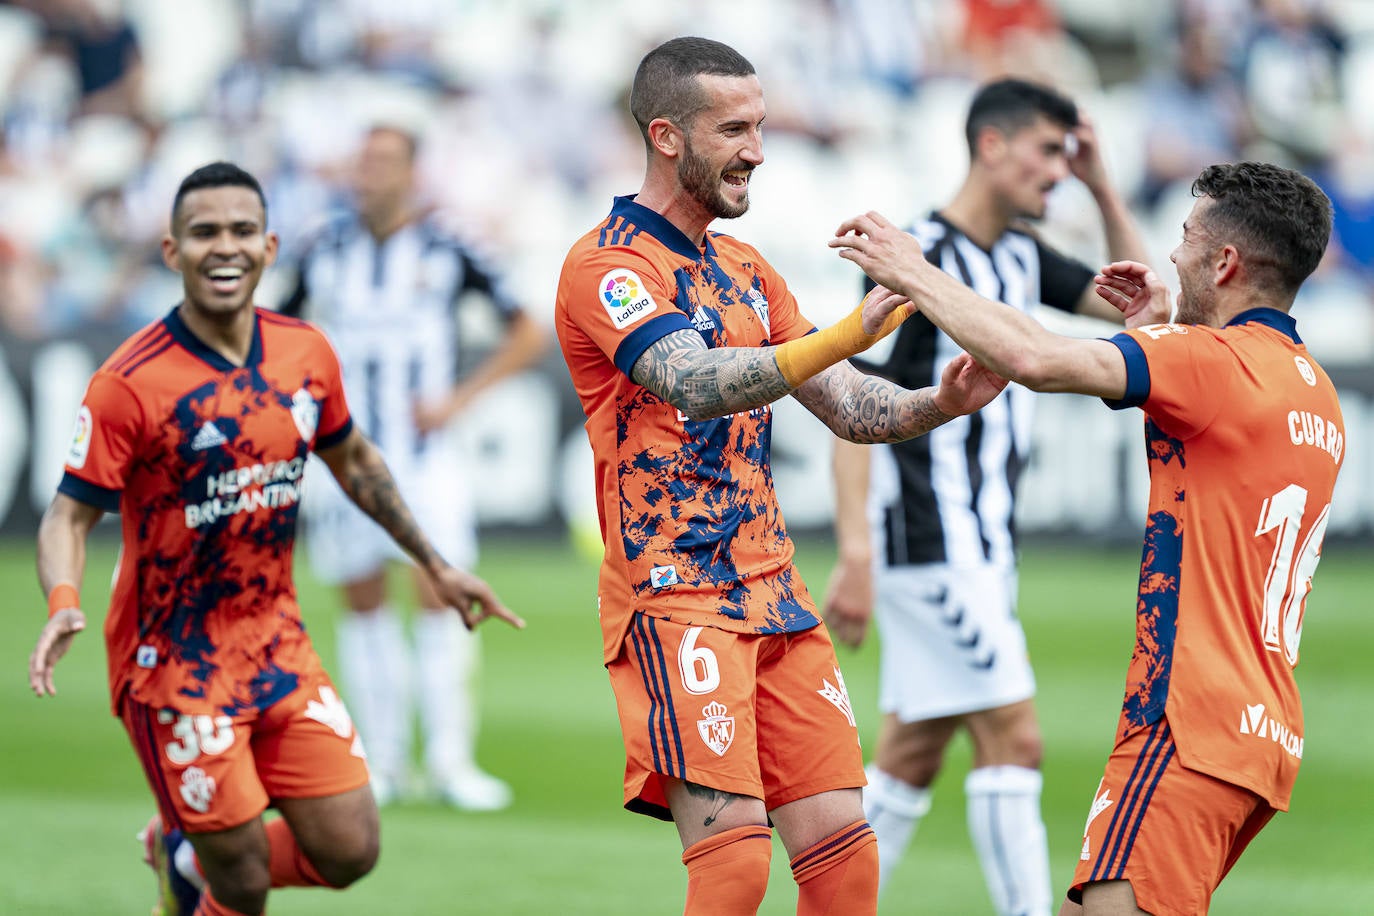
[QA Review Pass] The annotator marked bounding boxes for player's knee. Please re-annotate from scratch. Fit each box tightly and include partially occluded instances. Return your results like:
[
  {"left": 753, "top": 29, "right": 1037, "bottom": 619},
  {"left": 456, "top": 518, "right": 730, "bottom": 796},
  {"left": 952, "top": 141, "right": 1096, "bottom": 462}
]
[
  {"left": 204, "top": 856, "right": 271, "bottom": 905},
  {"left": 310, "top": 831, "right": 379, "bottom": 888}
]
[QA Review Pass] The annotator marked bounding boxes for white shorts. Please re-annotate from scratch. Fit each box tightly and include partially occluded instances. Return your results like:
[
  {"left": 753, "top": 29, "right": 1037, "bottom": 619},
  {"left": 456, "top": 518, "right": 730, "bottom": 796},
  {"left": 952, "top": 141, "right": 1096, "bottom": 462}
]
[
  {"left": 873, "top": 563, "right": 1034, "bottom": 721},
  {"left": 301, "top": 454, "right": 476, "bottom": 587}
]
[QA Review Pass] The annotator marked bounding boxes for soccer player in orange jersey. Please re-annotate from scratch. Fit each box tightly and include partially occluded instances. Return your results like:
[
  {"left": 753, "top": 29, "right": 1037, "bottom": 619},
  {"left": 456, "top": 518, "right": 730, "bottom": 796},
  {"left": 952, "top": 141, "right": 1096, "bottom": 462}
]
[
  {"left": 832, "top": 161, "right": 1343, "bottom": 916},
  {"left": 26, "top": 162, "right": 523, "bottom": 916},
  {"left": 555, "top": 37, "right": 1008, "bottom": 915}
]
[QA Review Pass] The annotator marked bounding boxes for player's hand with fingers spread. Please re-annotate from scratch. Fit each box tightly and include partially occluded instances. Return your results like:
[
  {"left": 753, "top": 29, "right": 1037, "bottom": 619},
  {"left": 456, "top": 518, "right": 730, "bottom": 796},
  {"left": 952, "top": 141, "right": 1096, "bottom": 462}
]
[
  {"left": 1094, "top": 260, "right": 1174, "bottom": 329},
  {"left": 822, "top": 559, "right": 873, "bottom": 649},
  {"left": 429, "top": 563, "right": 525, "bottom": 631},
  {"left": 29, "top": 607, "right": 86, "bottom": 697},
  {"left": 933, "top": 352, "right": 1009, "bottom": 417},
  {"left": 830, "top": 211, "right": 928, "bottom": 296}
]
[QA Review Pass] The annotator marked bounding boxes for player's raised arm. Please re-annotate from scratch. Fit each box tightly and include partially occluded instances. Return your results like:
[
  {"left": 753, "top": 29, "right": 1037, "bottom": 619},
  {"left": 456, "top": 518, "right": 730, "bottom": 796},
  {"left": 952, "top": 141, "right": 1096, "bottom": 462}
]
[
  {"left": 29, "top": 493, "right": 103, "bottom": 697},
  {"left": 314, "top": 427, "right": 524, "bottom": 631},
  {"left": 629, "top": 286, "right": 915, "bottom": 422}
]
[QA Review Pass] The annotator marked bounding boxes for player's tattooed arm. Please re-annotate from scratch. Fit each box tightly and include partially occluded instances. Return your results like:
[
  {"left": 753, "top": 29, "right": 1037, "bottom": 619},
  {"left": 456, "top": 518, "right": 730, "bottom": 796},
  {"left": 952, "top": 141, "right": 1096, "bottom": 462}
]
[
  {"left": 631, "top": 329, "right": 794, "bottom": 421},
  {"left": 792, "top": 360, "right": 956, "bottom": 443},
  {"left": 317, "top": 429, "right": 443, "bottom": 570}
]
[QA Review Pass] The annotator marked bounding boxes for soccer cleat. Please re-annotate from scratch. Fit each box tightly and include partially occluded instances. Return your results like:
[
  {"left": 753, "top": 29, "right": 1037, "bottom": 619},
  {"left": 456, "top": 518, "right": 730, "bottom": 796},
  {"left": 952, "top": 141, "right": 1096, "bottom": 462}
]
[
  {"left": 436, "top": 769, "right": 513, "bottom": 812},
  {"left": 138, "top": 815, "right": 201, "bottom": 916}
]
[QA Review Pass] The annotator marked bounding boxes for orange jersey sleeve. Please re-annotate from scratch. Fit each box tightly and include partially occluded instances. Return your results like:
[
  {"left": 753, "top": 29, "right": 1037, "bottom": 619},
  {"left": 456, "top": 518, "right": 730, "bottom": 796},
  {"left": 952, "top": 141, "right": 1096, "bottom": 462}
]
[{"left": 1103, "top": 309, "right": 1344, "bottom": 809}]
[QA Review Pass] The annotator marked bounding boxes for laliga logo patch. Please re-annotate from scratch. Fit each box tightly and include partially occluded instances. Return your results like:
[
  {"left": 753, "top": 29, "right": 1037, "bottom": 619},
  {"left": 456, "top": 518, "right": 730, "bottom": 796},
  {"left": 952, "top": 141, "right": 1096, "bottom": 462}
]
[
  {"left": 600, "top": 268, "right": 657, "bottom": 330},
  {"left": 291, "top": 388, "right": 319, "bottom": 442},
  {"left": 67, "top": 405, "right": 93, "bottom": 469},
  {"left": 697, "top": 702, "right": 735, "bottom": 756}
]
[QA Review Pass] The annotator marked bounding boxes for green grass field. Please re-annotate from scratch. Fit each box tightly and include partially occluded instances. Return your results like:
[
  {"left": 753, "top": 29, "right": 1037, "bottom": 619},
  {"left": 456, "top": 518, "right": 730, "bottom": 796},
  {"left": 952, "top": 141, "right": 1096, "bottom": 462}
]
[{"left": 2, "top": 536, "right": 1370, "bottom": 915}]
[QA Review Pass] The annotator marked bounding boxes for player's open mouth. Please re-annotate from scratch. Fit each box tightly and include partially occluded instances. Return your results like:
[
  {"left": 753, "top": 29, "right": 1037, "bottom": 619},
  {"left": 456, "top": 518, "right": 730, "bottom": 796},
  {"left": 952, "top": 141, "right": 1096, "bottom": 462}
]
[
  {"left": 207, "top": 267, "right": 245, "bottom": 294},
  {"left": 723, "top": 170, "right": 750, "bottom": 189}
]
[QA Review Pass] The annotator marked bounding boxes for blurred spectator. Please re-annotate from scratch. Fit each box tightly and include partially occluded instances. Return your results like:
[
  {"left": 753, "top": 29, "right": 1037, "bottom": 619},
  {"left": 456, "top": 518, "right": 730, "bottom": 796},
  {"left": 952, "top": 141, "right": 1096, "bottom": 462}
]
[
  {"left": 0, "top": 229, "right": 47, "bottom": 339},
  {"left": 22, "top": 0, "right": 144, "bottom": 122},
  {"left": 39, "top": 184, "right": 148, "bottom": 335},
  {"left": 1317, "top": 128, "right": 1374, "bottom": 286},
  {"left": 1240, "top": 0, "right": 1346, "bottom": 167},
  {"left": 1138, "top": 15, "right": 1252, "bottom": 209}
]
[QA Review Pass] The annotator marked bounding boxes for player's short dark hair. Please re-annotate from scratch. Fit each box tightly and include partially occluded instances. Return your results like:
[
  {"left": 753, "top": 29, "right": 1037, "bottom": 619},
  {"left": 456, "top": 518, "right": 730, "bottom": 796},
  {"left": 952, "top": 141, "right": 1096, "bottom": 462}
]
[
  {"left": 1191, "top": 162, "right": 1332, "bottom": 295},
  {"left": 171, "top": 162, "right": 267, "bottom": 231},
  {"left": 629, "top": 36, "right": 755, "bottom": 143},
  {"left": 965, "top": 78, "right": 1079, "bottom": 157},
  {"left": 367, "top": 124, "right": 419, "bottom": 161}
]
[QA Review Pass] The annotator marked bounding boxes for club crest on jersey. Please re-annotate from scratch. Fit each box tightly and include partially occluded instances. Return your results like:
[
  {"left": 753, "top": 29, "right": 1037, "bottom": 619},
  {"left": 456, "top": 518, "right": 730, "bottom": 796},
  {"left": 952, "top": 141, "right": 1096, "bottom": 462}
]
[
  {"left": 599, "top": 268, "right": 657, "bottom": 330},
  {"left": 179, "top": 766, "right": 216, "bottom": 813},
  {"left": 697, "top": 702, "right": 735, "bottom": 756},
  {"left": 746, "top": 288, "right": 770, "bottom": 335},
  {"left": 291, "top": 388, "right": 318, "bottom": 442},
  {"left": 67, "top": 405, "right": 93, "bottom": 469}
]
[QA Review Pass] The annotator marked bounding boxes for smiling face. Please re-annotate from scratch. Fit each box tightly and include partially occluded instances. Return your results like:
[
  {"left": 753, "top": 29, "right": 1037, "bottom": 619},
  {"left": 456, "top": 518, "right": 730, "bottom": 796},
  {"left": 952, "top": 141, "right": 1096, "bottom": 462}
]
[
  {"left": 163, "top": 185, "right": 278, "bottom": 320},
  {"left": 983, "top": 114, "right": 1072, "bottom": 220},
  {"left": 676, "top": 74, "right": 765, "bottom": 220},
  {"left": 1171, "top": 197, "right": 1222, "bottom": 326}
]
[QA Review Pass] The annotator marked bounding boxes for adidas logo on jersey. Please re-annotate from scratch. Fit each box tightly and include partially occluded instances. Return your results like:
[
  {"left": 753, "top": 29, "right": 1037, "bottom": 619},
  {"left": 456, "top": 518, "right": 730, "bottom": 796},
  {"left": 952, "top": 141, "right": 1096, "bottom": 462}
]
[
  {"left": 191, "top": 421, "right": 228, "bottom": 451},
  {"left": 1238, "top": 703, "right": 1304, "bottom": 759}
]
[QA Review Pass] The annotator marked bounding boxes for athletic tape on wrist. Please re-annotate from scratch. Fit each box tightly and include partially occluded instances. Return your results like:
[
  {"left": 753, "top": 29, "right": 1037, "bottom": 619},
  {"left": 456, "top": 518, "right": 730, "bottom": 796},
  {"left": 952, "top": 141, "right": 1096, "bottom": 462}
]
[
  {"left": 47, "top": 583, "right": 80, "bottom": 619},
  {"left": 775, "top": 299, "right": 910, "bottom": 388}
]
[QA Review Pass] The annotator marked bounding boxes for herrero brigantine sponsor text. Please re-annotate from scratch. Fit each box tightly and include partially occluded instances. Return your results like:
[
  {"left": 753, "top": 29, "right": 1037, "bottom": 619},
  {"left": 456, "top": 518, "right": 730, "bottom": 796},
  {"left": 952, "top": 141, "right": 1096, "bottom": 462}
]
[{"left": 185, "top": 459, "right": 305, "bottom": 529}]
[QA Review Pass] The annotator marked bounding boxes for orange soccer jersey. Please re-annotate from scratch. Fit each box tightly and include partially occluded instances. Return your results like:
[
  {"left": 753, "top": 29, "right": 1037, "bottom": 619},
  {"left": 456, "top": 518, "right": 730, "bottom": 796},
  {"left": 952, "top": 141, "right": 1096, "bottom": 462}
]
[
  {"left": 1103, "top": 308, "right": 1344, "bottom": 809},
  {"left": 60, "top": 307, "right": 353, "bottom": 718},
  {"left": 556, "top": 196, "right": 821, "bottom": 662}
]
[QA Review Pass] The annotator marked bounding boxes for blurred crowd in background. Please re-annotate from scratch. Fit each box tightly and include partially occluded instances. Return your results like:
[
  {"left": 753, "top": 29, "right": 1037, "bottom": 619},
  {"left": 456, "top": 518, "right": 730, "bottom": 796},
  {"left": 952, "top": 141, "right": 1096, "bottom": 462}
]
[{"left": 2, "top": 0, "right": 1373, "bottom": 366}]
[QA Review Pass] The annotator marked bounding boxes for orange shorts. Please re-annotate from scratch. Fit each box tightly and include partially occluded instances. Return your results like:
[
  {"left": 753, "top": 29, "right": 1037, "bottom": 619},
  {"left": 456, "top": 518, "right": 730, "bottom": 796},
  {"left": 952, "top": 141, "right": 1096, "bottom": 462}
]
[
  {"left": 120, "top": 669, "right": 371, "bottom": 834},
  {"left": 608, "top": 613, "right": 865, "bottom": 820},
  {"left": 1069, "top": 717, "right": 1276, "bottom": 916}
]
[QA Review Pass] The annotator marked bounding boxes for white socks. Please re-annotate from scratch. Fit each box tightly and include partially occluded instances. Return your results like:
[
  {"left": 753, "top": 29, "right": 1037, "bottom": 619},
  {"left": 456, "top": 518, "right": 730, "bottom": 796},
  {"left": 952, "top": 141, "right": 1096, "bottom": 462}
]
[
  {"left": 965, "top": 765, "right": 1052, "bottom": 916},
  {"left": 336, "top": 606, "right": 411, "bottom": 789},
  {"left": 413, "top": 609, "right": 480, "bottom": 783},
  {"left": 863, "top": 764, "right": 933, "bottom": 894}
]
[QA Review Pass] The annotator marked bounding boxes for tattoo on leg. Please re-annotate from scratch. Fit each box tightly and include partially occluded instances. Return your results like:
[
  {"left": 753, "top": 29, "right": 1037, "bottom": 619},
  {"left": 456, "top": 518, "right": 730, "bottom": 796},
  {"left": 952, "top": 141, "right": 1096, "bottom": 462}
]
[{"left": 684, "top": 780, "right": 738, "bottom": 828}]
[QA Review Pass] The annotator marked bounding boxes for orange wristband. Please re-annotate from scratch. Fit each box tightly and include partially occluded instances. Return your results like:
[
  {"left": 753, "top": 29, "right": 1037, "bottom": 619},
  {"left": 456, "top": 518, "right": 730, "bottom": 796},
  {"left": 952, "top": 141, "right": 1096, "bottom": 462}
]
[{"left": 47, "top": 583, "right": 80, "bottom": 619}]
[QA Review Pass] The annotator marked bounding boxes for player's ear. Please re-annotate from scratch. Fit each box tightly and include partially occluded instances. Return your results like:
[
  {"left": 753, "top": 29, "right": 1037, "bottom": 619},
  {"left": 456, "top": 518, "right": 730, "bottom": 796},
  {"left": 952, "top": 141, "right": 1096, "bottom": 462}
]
[
  {"left": 264, "top": 231, "right": 280, "bottom": 268},
  {"left": 1215, "top": 244, "right": 1240, "bottom": 285},
  {"left": 975, "top": 125, "right": 1005, "bottom": 165},
  {"left": 160, "top": 234, "right": 181, "bottom": 272},
  {"left": 648, "top": 117, "right": 681, "bottom": 159}
]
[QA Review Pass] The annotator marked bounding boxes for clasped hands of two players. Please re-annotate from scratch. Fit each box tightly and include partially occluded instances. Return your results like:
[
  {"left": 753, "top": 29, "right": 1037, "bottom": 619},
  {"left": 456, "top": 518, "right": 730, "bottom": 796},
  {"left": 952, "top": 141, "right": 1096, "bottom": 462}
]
[
  {"left": 837, "top": 211, "right": 1173, "bottom": 335},
  {"left": 28, "top": 568, "right": 523, "bottom": 699}
]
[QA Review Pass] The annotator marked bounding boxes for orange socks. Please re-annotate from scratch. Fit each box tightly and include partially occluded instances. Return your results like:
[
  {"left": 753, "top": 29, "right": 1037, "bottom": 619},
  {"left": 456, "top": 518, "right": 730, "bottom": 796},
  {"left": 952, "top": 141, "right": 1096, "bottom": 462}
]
[
  {"left": 791, "top": 820, "right": 879, "bottom": 916},
  {"left": 682, "top": 824, "right": 774, "bottom": 915},
  {"left": 266, "top": 816, "right": 331, "bottom": 888},
  {"left": 194, "top": 889, "right": 253, "bottom": 916}
]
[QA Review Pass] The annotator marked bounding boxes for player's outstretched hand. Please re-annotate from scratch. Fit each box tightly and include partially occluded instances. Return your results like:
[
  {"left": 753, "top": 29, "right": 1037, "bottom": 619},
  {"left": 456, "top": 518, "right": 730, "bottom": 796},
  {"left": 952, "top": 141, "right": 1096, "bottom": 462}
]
[
  {"left": 431, "top": 564, "right": 525, "bottom": 631},
  {"left": 822, "top": 559, "right": 873, "bottom": 649},
  {"left": 859, "top": 284, "right": 914, "bottom": 335},
  {"left": 933, "top": 352, "right": 1009, "bottom": 417},
  {"left": 1094, "top": 260, "right": 1173, "bottom": 329},
  {"left": 29, "top": 607, "right": 86, "bottom": 697},
  {"left": 831, "top": 211, "right": 927, "bottom": 296}
]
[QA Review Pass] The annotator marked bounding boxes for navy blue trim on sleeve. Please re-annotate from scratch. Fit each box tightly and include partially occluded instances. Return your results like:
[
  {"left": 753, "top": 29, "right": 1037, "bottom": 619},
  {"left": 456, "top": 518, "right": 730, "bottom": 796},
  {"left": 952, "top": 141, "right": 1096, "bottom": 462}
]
[
  {"left": 613, "top": 313, "right": 696, "bottom": 378},
  {"left": 315, "top": 416, "right": 354, "bottom": 452},
  {"left": 57, "top": 472, "right": 121, "bottom": 513},
  {"left": 1101, "top": 333, "right": 1151, "bottom": 411}
]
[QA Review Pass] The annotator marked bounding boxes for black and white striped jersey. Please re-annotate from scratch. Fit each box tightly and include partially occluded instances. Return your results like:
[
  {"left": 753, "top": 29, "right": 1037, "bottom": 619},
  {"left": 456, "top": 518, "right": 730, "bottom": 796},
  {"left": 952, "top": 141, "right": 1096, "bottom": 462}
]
[
  {"left": 279, "top": 214, "right": 520, "bottom": 470},
  {"left": 855, "top": 212, "right": 1094, "bottom": 568}
]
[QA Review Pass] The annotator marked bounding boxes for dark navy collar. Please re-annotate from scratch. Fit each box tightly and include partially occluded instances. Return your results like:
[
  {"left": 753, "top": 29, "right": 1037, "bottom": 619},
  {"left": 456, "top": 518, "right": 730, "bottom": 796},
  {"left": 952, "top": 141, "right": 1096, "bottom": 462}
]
[
  {"left": 1224, "top": 307, "right": 1302, "bottom": 344},
  {"left": 164, "top": 304, "right": 264, "bottom": 371},
  {"left": 610, "top": 195, "right": 709, "bottom": 261}
]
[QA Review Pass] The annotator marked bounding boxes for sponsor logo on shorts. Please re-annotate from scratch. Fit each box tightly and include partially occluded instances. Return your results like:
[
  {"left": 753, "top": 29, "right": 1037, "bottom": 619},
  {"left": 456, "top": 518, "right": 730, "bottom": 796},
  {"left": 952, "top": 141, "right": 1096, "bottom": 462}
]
[
  {"left": 650, "top": 565, "right": 679, "bottom": 588},
  {"left": 599, "top": 269, "right": 657, "bottom": 329},
  {"left": 697, "top": 702, "right": 735, "bottom": 756},
  {"left": 1238, "top": 702, "right": 1303, "bottom": 759},
  {"left": 179, "top": 766, "right": 216, "bottom": 813},
  {"left": 305, "top": 685, "right": 355, "bottom": 739},
  {"left": 1080, "top": 778, "right": 1113, "bottom": 860},
  {"left": 67, "top": 405, "right": 93, "bottom": 469},
  {"left": 817, "top": 667, "right": 856, "bottom": 728}
]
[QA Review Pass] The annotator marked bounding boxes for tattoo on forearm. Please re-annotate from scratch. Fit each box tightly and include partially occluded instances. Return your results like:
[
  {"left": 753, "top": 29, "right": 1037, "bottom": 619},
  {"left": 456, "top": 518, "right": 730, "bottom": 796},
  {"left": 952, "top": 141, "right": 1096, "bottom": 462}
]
[
  {"left": 632, "top": 331, "right": 792, "bottom": 420},
  {"left": 795, "top": 364, "right": 954, "bottom": 443},
  {"left": 341, "top": 451, "right": 439, "bottom": 568},
  {"left": 683, "top": 780, "right": 740, "bottom": 828}
]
